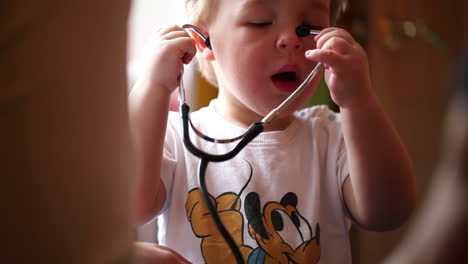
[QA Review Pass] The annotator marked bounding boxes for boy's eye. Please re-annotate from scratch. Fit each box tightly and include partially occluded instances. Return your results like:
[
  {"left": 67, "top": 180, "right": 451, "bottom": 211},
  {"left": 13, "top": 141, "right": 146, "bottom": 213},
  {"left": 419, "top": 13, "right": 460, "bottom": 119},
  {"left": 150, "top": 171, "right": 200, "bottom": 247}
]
[{"left": 248, "top": 21, "right": 273, "bottom": 27}]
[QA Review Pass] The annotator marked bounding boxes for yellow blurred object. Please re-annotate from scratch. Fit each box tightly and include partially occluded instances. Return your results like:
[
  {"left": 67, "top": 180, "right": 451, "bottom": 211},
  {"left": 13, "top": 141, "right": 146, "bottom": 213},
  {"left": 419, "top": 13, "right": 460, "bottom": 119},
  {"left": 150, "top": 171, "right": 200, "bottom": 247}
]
[{"left": 193, "top": 71, "right": 218, "bottom": 110}]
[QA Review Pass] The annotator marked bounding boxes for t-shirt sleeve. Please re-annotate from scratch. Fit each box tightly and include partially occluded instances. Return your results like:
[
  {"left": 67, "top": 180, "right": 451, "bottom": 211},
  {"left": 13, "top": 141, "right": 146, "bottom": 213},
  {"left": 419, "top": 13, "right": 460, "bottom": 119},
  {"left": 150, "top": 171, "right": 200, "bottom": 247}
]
[
  {"left": 315, "top": 106, "right": 350, "bottom": 215},
  {"left": 316, "top": 106, "right": 349, "bottom": 186},
  {"left": 330, "top": 110, "right": 352, "bottom": 223},
  {"left": 336, "top": 129, "right": 350, "bottom": 186}
]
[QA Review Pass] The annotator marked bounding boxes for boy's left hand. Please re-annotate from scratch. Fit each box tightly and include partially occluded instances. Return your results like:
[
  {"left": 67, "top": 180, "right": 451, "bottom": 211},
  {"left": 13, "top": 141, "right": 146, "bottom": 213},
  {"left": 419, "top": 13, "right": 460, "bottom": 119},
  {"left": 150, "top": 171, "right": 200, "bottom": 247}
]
[{"left": 305, "top": 27, "right": 373, "bottom": 109}]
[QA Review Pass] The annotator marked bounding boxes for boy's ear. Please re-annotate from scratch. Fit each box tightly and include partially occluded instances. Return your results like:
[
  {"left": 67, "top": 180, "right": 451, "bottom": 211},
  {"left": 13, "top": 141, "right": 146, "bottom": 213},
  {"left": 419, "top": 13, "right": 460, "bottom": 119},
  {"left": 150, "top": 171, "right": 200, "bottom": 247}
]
[{"left": 190, "top": 28, "right": 215, "bottom": 61}]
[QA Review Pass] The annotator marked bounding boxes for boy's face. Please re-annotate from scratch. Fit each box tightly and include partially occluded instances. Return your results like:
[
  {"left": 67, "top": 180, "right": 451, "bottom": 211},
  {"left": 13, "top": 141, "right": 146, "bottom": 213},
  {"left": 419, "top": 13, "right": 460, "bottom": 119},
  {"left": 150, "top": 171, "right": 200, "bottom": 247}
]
[{"left": 206, "top": 0, "right": 330, "bottom": 126}]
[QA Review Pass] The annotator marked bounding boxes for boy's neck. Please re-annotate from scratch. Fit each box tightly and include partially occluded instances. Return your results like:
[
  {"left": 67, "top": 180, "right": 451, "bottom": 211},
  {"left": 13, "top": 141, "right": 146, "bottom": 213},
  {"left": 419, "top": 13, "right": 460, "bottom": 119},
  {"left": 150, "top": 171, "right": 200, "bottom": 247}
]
[{"left": 213, "top": 97, "right": 295, "bottom": 132}]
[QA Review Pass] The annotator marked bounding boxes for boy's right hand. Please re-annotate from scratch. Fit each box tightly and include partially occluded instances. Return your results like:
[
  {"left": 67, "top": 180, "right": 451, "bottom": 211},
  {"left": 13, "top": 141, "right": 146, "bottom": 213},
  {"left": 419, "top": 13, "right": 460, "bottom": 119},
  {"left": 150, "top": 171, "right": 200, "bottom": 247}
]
[
  {"left": 138, "top": 25, "right": 196, "bottom": 94},
  {"left": 134, "top": 242, "right": 192, "bottom": 264}
]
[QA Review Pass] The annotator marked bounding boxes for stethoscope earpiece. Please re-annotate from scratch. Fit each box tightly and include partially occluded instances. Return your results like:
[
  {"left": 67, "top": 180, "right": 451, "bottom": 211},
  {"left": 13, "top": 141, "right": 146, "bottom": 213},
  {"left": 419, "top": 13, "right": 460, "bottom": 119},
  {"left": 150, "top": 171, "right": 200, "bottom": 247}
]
[
  {"left": 296, "top": 25, "right": 322, "bottom": 38},
  {"left": 296, "top": 25, "right": 312, "bottom": 37},
  {"left": 182, "top": 24, "right": 212, "bottom": 50},
  {"left": 205, "top": 37, "right": 212, "bottom": 50}
]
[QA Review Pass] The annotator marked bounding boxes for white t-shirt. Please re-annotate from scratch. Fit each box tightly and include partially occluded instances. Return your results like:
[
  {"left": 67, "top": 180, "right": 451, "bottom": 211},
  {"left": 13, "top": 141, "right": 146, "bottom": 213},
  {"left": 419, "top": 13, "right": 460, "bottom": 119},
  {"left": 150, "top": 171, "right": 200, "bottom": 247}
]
[{"left": 157, "top": 100, "right": 352, "bottom": 263}]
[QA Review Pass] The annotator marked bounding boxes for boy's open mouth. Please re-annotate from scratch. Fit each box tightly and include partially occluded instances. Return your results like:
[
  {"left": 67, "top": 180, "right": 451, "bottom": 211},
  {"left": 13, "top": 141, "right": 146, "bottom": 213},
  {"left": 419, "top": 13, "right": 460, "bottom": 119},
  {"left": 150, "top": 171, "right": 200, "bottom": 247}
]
[
  {"left": 271, "top": 71, "right": 298, "bottom": 82},
  {"left": 271, "top": 71, "right": 300, "bottom": 93}
]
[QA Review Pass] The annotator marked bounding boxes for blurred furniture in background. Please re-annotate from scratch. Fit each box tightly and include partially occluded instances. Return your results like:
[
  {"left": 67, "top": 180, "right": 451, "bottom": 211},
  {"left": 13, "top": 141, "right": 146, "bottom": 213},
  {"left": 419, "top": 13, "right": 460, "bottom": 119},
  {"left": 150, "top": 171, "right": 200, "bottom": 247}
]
[
  {"left": 345, "top": 0, "right": 466, "bottom": 263},
  {"left": 1, "top": 0, "right": 133, "bottom": 263},
  {"left": 382, "top": 65, "right": 468, "bottom": 263}
]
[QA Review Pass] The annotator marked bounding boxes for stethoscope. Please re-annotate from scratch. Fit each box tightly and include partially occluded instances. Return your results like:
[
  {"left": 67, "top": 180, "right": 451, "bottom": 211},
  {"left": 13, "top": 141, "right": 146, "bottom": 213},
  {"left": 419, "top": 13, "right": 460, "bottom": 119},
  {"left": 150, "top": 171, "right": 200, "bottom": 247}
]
[{"left": 179, "top": 24, "right": 322, "bottom": 264}]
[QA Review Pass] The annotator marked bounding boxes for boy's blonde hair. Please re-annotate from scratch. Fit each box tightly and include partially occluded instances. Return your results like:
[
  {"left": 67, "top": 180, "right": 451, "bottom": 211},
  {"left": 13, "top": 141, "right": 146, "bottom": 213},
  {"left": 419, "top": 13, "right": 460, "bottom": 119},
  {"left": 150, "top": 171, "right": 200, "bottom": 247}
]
[{"left": 185, "top": 0, "right": 348, "bottom": 87}]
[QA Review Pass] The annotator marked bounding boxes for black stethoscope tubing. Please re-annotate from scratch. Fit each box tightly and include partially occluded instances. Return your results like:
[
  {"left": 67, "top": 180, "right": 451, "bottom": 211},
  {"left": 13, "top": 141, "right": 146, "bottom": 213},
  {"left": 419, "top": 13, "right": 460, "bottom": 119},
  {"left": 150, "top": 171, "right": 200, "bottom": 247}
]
[{"left": 180, "top": 103, "right": 263, "bottom": 264}]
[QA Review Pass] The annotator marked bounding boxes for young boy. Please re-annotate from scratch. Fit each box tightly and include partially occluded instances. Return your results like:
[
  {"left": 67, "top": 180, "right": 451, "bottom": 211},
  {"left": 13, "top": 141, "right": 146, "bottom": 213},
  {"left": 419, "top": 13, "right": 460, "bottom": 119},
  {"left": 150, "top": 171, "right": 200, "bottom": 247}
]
[{"left": 129, "top": 0, "right": 416, "bottom": 263}]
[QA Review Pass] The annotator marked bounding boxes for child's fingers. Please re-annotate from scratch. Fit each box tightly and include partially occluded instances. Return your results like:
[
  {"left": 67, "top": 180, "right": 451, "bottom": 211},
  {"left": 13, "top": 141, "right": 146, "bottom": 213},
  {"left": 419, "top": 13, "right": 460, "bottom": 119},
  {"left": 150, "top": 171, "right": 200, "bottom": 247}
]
[
  {"left": 155, "top": 25, "right": 185, "bottom": 36},
  {"left": 305, "top": 48, "right": 345, "bottom": 69},
  {"left": 134, "top": 242, "right": 192, "bottom": 264},
  {"left": 170, "top": 37, "right": 197, "bottom": 64},
  {"left": 315, "top": 27, "right": 354, "bottom": 42},
  {"left": 320, "top": 36, "right": 353, "bottom": 55},
  {"left": 161, "top": 30, "right": 192, "bottom": 41},
  {"left": 315, "top": 27, "right": 355, "bottom": 49},
  {"left": 149, "top": 26, "right": 194, "bottom": 53},
  {"left": 316, "top": 33, "right": 354, "bottom": 52},
  {"left": 314, "top": 26, "right": 337, "bottom": 39},
  {"left": 152, "top": 244, "right": 192, "bottom": 264},
  {"left": 155, "top": 26, "right": 197, "bottom": 64}
]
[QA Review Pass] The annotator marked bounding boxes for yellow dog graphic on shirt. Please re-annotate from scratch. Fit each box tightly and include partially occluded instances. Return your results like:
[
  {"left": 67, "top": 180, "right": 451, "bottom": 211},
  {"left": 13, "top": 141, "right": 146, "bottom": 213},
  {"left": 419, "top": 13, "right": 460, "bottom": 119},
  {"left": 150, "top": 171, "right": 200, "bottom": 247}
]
[{"left": 186, "top": 187, "right": 321, "bottom": 263}]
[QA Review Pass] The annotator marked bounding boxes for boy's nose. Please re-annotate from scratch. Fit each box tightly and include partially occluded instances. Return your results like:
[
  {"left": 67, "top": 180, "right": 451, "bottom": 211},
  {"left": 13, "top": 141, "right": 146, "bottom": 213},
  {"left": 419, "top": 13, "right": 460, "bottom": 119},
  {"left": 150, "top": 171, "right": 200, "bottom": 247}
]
[{"left": 276, "top": 32, "right": 303, "bottom": 51}]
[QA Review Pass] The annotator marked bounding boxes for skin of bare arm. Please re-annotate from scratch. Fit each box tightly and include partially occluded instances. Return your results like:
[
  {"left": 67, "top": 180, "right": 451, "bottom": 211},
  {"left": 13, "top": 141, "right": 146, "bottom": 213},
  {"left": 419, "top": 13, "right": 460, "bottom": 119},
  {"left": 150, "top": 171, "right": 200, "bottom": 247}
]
[
  {"left": 306, "top": 27, "right": 416, "bottom": 231},
  {"left": 129, "top": 25, "right": 196, "bottom": 224}
]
